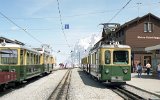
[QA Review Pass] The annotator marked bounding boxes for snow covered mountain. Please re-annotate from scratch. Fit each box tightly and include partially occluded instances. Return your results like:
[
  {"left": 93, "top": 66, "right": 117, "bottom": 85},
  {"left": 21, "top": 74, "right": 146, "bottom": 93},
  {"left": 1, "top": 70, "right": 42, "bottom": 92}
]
[{"left": 69, "top": 34, "right": 101, "bottom": 66}]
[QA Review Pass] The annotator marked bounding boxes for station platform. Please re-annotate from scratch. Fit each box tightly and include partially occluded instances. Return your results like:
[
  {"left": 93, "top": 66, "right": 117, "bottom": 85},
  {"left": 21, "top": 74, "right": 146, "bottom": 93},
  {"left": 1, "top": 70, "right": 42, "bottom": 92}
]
[{"left": 127, "top": 73, "right": 160, "bottom": 95}]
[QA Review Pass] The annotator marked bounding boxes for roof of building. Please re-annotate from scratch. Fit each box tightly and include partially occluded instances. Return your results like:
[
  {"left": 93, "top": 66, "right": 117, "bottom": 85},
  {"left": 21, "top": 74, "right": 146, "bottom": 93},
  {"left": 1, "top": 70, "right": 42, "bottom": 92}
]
[
  {"left": 119, "top": 13, "right": 160, "bottom": 30},
  {"left": 101, "top": 13, "right": 160, "bottom": 41},
  {"left": 145, "top": 44, "right": 160, "bottom": 52}
]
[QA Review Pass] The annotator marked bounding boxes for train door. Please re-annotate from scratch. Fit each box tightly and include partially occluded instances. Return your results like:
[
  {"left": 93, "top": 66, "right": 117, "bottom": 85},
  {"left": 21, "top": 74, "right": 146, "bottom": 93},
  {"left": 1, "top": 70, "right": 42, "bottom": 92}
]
[
  {"left": 95, "top": 52, "right": 98, "bottom": 73},
  {"left": 87, "top": 56, "right": 89, "bottom": 73},
  {"left": 86, "top": 56, "right": 89, "bottom": 72},
  {"left": 89, "top": 54, "right": 92, "bottom": 74}
]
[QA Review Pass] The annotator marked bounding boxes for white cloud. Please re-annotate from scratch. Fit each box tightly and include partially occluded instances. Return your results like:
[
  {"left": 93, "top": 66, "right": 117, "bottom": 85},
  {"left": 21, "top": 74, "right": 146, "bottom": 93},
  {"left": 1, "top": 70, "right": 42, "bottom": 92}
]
[
  {"left": 10, "top": 26, "right": 19, "bottom": 31},
  {"left": 26, "top": 0, "right": 56, "bottom": 16}
]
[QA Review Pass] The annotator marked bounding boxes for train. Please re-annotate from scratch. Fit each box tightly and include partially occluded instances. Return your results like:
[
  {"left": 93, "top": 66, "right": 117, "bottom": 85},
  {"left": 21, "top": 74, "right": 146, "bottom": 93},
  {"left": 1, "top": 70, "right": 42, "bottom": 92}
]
[
  {"left": 0, "top": 37, "right": 55, "bottom": 91},
  {"left": 81, "top": 23, "right": 131, "bottom": 84},
  {"left": 81, "top": 41, "right": 131, "bottom": 83}
]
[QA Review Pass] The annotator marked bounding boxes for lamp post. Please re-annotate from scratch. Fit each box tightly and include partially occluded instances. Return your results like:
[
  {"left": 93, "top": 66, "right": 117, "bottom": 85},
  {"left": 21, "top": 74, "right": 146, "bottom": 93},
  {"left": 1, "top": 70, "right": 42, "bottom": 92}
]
[
  {"left": 70, "top": 50, "right": 73, "bottom": 68},
  {"left": 78, "top": 52, "right": 80, "bottom": 67},
  {"left": 137, "top": 2, "right": 142, "bottom": 17}
]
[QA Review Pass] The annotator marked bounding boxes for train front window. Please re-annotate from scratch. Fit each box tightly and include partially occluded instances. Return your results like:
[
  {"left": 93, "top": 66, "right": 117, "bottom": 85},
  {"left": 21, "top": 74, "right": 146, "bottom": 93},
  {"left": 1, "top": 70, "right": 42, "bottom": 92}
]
[
  {"left": 113, "top": 51, "right": 128, "bottom": 64},
  {"left": 105, "top": 50, "right": 111, "bottom": 64},
  {"left": 0, "top": 49, "right": 18, "bottom": 64}
]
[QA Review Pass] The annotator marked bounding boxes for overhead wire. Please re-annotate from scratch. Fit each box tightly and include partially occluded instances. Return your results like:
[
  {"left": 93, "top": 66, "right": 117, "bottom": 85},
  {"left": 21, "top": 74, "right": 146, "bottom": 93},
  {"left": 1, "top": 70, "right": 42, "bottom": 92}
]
[
  {"left": 56, "top": 0, "right": 71, "bottom": 48},
  {"left": 0, "top": 9, "right": 119, "bottom": 20},
  {"left": 0, "top": 11, "right": 43, "bottom": 44},
  {"left": 0, "top": 0, "right": 157, "bottom": 46},
  {"left": 108, "top": 0, "right": 132, "bottom": 23},
  {"left": 0, "top": 1, "right": 159, "bottom": 21}
]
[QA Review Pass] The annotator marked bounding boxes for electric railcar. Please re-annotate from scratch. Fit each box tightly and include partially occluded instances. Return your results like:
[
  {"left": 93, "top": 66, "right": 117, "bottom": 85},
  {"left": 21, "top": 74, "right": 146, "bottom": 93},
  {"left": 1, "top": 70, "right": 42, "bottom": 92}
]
[
  {"left": 82, "top": 41, "right": 131, "bottom": 83},
  {"left": 0, "top": 38, "right": 55, "bottom": 85}
]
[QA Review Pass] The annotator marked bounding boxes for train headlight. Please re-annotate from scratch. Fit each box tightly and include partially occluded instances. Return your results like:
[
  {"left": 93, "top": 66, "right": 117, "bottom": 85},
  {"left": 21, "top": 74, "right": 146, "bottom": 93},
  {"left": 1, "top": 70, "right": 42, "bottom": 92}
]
[
  {"left": 105, "top": 69, "right": 109, "bottom": 74},
  {"left": 123, "top": 68, "right": 128, "bottom": 74}
]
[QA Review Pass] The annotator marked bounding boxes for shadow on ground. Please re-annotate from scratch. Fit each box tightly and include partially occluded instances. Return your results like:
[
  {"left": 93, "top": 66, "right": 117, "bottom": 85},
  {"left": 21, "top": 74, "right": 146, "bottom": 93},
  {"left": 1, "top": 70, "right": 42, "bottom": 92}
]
[
  {"left": 131, "top": 73, "right": 159, "bottom": 79},
  {"left": 77, "top": 69, "right": 125, "bottom": 88},
  {"left": 77, "top": 70, "right": 106, "bottom": 88}
]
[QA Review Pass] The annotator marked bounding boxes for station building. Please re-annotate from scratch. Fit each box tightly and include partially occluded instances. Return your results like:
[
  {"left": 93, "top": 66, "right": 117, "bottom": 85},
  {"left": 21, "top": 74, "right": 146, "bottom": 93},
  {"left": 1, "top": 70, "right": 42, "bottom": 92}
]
[{"left": 100, "top": 13, "right": 160, "bottom": 72}]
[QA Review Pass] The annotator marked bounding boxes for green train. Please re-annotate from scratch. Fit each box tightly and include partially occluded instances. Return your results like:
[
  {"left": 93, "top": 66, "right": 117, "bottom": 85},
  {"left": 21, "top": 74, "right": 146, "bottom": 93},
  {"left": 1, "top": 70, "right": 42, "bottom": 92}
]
[
  {"left": 81, "top": 41, "right": 131, "bottom": 83},
  {"left": 0, "top": 37, "right": 55, "bottom": 84}
]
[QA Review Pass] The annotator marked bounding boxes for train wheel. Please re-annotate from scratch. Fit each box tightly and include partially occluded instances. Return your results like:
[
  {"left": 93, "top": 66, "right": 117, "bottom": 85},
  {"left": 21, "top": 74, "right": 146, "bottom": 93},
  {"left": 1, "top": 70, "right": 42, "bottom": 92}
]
[
  {"left": 0, "top": 84, "right": 6, "bottom": 92},
  {"left": 98, "top": 80, "right": 103, "bottom": 83},
  {"left": 111, "top": 82, "right": 126, "bottom": 86}
]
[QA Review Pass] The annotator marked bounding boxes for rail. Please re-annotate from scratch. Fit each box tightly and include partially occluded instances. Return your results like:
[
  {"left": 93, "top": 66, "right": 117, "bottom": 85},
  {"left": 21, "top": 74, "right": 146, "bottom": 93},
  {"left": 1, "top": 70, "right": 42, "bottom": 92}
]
[
  {"left": 48, "top": 69, "right": 71, "bottom": 100},
  {"left": 112, "top": 84, "right": 160, "bottom": 100}
]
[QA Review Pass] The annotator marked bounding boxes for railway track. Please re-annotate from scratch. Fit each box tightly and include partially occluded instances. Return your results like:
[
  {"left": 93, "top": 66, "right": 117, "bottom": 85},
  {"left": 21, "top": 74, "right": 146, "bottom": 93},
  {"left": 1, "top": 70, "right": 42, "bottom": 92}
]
[
  {"left": 112, "top": 84, "right": 160, "bottom": 100},
  {"left": 48, "top": 69, "right": 72, "bottom": 100}
]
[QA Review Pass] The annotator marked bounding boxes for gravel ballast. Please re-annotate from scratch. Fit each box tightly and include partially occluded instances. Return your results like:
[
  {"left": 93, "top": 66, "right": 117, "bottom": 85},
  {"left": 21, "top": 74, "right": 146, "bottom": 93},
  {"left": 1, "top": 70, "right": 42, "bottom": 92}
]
[
  {"left": 68, "top": 68, "right": 123, "bottom": 100},
  {"left": 0, "top": 70, "right": 67, "bottom": 100},
  {"left": 0, "top": 68, "right": 123, "bottom": 100}
]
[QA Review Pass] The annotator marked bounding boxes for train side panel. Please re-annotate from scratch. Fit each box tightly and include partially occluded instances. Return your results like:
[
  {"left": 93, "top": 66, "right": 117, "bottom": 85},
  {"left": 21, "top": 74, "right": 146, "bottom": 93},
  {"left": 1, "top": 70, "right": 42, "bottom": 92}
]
[
  {"left": 0, "top": 72, "right": 16, "bottom": 85},
  {"left": 0, "top": 65, "right": 43, "bottom": 82}
]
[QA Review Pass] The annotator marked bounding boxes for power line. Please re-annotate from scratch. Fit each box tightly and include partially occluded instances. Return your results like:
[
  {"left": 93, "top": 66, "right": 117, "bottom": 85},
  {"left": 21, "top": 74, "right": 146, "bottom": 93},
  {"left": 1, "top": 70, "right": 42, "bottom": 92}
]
[
  {"left": 0, "top": 11, "right": 43, "bottom": 44},
  {"left": 0, "top": 9, "right": 120, "bottom": 20},
  {"left": 108, "top": 0, "right": 132, "bottom": 23},
  {"left": 56, "top": 0, "right": 70, "bottom": 48},
  {"left": 0, "top": 2, "right": 159, "bottom": 21}
]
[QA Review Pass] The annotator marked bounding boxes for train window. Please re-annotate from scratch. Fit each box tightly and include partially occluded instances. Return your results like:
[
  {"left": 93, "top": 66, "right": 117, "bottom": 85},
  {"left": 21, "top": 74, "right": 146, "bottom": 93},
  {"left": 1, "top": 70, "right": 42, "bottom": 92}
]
[
  {"left": 34, "top": 54, "right": 36, "bottom": 64},
  {"left": 38, "top": 55, "right": 41, "bottom": 64},
  {"left": 0, "top": 49, "right": 18, "bottom": 64},
  {"left": 113, "top": 51, "right": 129, "bottom": 64},
  {"left": 105, "top": 50, "right": 111, "bottom": 64},
  {"left": 27, "top": 52, "right": 30, "bottom": 64},
  {"left": 36, "top": 55, "right": 39, "bottom": 64},
  {"left": 31, "top": 53, "right": 34, "bottom": 64},
  {"left": 20, "top": 50, "right": 24, "bottom": 65}
]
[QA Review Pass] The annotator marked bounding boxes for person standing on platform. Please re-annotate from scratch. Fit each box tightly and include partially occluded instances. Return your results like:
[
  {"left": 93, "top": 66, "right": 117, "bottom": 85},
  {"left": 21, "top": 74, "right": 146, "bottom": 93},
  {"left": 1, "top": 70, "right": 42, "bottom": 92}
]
[
  {"left": 146, "top": 62, "right": 151, "bottom": 75},
  {"left": 137, "top": 63, "right": 142, "bottom": 78},
  {"left": 157, "top": 63, "right": 160, "bottom": 79}
]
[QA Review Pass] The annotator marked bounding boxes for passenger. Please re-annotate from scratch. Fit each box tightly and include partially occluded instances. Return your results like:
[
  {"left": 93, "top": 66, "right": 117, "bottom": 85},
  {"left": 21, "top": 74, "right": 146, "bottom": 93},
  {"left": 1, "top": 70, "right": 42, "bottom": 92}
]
[
  {"left": 133, "top": 64, "right": 137, "bottom": 73},
  {"left": 146, "top": 62, "right": 151, "bottom": 75},
  {"left": 157, "top": 63, "right": 160, "bottom": 79},
  {"left": 137, "top": 63, "right": 142, "bottom": 78}
]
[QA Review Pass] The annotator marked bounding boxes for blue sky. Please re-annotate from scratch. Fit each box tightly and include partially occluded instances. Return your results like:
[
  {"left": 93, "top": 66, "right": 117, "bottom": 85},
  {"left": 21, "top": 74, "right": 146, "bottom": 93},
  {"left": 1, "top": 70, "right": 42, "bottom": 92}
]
[{"left": 0, "top": 0, "right": 160, "bottom": 64}]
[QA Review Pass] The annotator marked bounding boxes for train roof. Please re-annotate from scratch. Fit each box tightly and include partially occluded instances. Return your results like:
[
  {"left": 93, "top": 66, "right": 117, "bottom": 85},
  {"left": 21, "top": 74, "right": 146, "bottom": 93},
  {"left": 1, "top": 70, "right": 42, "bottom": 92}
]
[
  {"left": 0, "top": 37, "right": 25, "bottom": 45},
  {"left": 0, "top": 43, "right": 41, "bottom": 54},
  {"left": 0, "top": 37, "right": 53, "bottom": 56},
  {"left": 90, "top": 41, "right": 131, "bottom": 52},
  {"left": 33, "top": 48, "right": 51, "bottom": 55},
  {"left": 0, "top": 43, "right": 53, "bottom": 56},
  {"left": 100, "top": 44, "right": 131, "bottom": 49}
]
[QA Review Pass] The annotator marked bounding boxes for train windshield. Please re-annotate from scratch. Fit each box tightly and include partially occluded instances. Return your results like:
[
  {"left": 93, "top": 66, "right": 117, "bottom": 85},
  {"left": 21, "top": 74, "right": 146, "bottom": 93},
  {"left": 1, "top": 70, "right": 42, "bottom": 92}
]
[
  {"left": 0, "top": 49, "right": 18, "bottom": 64},
  {"left": 113, "top": 50, "right": 129, "bottom": 64}
]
